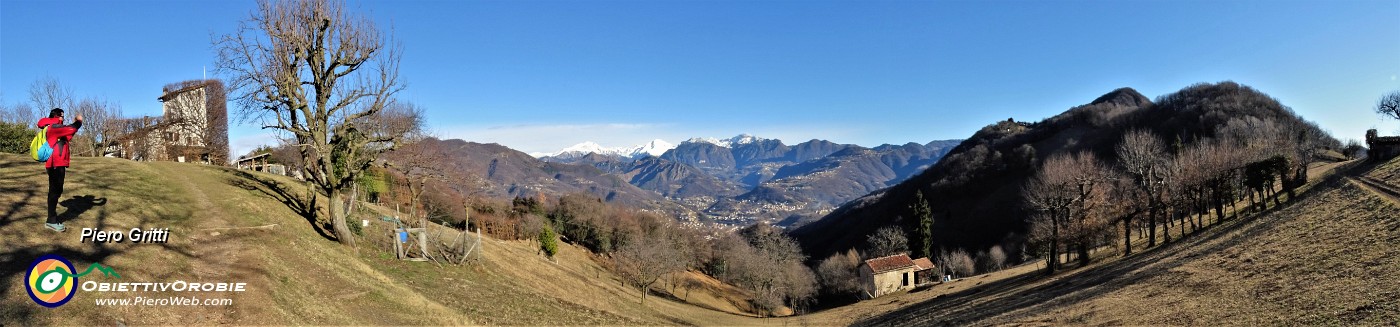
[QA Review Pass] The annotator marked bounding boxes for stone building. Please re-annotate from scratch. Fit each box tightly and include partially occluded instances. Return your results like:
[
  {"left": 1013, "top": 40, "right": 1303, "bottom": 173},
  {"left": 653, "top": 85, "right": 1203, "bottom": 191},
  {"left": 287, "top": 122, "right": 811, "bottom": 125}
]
[
  {"left": 859, "top": 253, "right": 935, "bottom": 299},
  {"left": 1366, "top": 129, "right": 1400, "bottom": 161},
  {"left": 109, "top": 79, "right": 228, "bottom": 164}
]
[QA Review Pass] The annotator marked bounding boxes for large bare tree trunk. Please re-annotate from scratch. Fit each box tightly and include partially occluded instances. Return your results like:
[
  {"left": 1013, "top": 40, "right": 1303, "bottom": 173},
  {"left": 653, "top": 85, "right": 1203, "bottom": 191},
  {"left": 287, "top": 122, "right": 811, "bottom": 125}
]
[
  {"left": 1147, "top": 203, "right": 1157, "bottom": 247},
  {"left": 1122, "top": 217, "right": 1132, "bottom": 257},
  {"left": 328, "top": 187, "right": 355, "bottom": 246},
  {"left": 1047, "top": 216, "right": 1059, "bottom": 275},
  {"left": 214, "top": 0, "right": 417, "bottom": 247},
  {"left": 1077, "top": 241, "right": 1090, "bottom": 268}
]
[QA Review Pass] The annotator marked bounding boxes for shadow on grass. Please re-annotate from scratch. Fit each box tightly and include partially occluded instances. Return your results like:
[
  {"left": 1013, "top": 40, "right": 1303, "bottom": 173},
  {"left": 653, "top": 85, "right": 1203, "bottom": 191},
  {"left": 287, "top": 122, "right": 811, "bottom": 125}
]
[
  {"left": 0, "top": 217, "right": 268, "bottom": 325},
  {"left": 643, "top": 284, "right": 764, "bottom": 319},
  {"left": 224, "top": 169, "right": 336, "bottom": 242},
  {"left": 0, "top": 183, "right": 241, "bottom": 325},
  {"left": 56, "top": 195, "right": 107, "bottom": 223},
  {"left": 0, "top": 165, "right": 45, "bottom": 229},
  {"left": 852, "top": 162, "right": 1357, "bottom": 327}
]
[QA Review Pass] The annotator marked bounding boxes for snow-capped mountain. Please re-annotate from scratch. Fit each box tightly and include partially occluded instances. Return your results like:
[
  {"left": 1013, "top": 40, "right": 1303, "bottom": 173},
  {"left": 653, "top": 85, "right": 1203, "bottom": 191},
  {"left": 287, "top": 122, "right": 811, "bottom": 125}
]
[
  {"left": 622, "top": 139, "right": 672, "bottom": 157},
  {"left": 682, "top": 134, "right": 767, "bottom": 148},
  {"left": 538, "top": 134, "right": 782, "bottom": 161},
  {"left": 535, "top": 139, "right": 676, "bottom": 160}
]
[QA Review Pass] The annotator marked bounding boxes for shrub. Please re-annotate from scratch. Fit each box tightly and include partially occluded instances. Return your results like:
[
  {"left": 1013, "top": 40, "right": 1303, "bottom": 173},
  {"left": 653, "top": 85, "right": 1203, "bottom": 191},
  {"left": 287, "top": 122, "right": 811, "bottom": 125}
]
[
  {"left": 940, "top": 249, "right": 976, "bottom": 278},
  {"left": 816, "top": 249, "right": 862, "bottom": 297},
  {"left": 0, "top": 122, "right": 34, "bottom": 154},
  {"left": 539, "top": 226, "right": 558, "bottom": 259}
]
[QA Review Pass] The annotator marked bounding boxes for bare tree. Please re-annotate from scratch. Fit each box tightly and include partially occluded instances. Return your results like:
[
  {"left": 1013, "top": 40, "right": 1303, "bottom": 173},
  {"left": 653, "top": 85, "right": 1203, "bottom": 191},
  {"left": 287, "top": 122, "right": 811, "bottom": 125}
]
[
  {"left": 1342, "top": 139, "right": 1365, "bottom": 159},
  {"left": 1173, "top": 143, "right": 1213, "bottom": 230},
  {"left": 1378, "top": 90, "right": 1400, "bottom": 121},
  {"left": 780, "top": 262, "right": 818, "bottom": 314},
  {"left": 345, "top": 101, "right": 423, "bottom": 222},
  {"left": 214, "top": 0, "right": 407, "bottom": 246},
  {"left": 1281, "top": 119, "right": 1328, "bottom": 197},
  {"left": 982, "top": 245, "right": 1007, "bottom": 272},
  {"left": 865, "top": 225, "right": 909, "bottom": 258},
  {"left": 816, "top": 249, "right": 862, "bottom": 298},
  {"left": 711, "top": 224, "right": 818, "bottom": 315},
  {"left": 517, "top": 213, "right": 545, "bottom": 243},
  {"left": 613, "top": 229, "right": 683, "bottom": 305},
  {"left": 1025, "top": 151, "right": 1112, "bottom": 274},
  {"left": 1115, "top": 129, "right": 1167, "bottom": 254},
  {"left": 270, "top": 140, "right": 305, "bottom": 169},
  {"left": 114, "top": 116, "right": 161, "bottom": 160},
  {"left": 385, "top": 113, "right": 444, "bottom": 223},
  {"left": 70, "top": 97, "right": 123, "bottom": 157},
  {"left": 939, "top": 249, "right": 975, "bottom": 278},
  {"left": 1, "top": 102, "right": 37, "bottom": 125},
  {"left": 28, "top": 76, "right": 74, "bottom": 113},
  {"left": 664, "top": 227, "right": 703, "bottom": 294}
]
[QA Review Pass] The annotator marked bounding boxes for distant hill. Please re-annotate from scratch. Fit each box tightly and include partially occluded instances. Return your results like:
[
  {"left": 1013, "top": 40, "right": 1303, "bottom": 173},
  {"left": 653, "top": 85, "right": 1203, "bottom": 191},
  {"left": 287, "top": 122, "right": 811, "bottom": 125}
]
[
  {"left": 469, "top": 134, "right": 960, "bottom": 227},
  {"left": 597, "top": 156, "right": 743, "bottom": 200},
  {"left": 706, "top": 140, "right": 959, "bottom": 226},
  {"left": 402, "top": 138, "right": 696, "bottom": 217},
  {"left": 661, "top": 141, "right": 739, "bottom": 178},
  {"left": 792, "top": 82, "right": 1339, "bottom": 261}
]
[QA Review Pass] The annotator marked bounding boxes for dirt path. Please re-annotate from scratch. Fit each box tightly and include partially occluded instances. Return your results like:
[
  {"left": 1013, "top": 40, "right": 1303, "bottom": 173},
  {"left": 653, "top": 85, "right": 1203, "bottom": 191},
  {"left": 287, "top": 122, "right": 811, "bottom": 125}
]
[
  {"left": 191, "top": 165, "right": 472, "bottom": 324},
  {"left": 1348, "top": 176, "right": 1400, "bottom": 206},
  {"left": 163, "top": 163, "right": 261, "bottom": 324}
]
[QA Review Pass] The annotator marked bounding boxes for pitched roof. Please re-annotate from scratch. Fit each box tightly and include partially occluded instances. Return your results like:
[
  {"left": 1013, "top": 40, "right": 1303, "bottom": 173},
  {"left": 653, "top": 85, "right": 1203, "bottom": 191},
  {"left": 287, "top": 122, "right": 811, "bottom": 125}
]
[
  {"left": 912, "top": 257, "right": 935, "bottom": 271},
  {"left": 158, "top": 81, "right": 211, "bottom": 102},
  {"left": 864, "top": 254, "right": 916, "bottom": 274}
]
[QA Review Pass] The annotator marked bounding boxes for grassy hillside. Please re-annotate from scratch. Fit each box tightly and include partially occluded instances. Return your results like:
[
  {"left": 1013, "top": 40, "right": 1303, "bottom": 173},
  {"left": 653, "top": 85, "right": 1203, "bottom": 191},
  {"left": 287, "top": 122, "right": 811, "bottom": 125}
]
[
  {"left": 854, "top": 157, "right": 1400, "bottom": 326},
  {"left": 795, "top": 82, "right": 1340, "bottom": 265},
  {"left": 9, "top": 152, "right": 1385, "bottom": 325},
  {"left": 0, "top": 154, "right": 473, "bottom": 324},
  {"left": 0, "top": 154, "right": 798, "bottom": 325}
]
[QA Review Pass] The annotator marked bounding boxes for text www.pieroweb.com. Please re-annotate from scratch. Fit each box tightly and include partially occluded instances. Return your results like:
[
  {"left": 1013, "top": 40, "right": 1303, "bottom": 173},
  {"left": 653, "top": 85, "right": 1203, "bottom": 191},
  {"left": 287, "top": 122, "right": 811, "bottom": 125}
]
[
  {"left": 83, "top": 280, "right": 245, "bottom": 306},
  {"left": 94, "top": 296, "right": 233, "bottom": 306}
]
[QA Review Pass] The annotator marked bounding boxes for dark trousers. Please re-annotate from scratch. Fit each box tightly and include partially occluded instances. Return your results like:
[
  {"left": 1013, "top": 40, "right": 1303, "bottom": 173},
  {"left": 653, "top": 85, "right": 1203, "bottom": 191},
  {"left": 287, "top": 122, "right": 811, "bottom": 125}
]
[{"left": 46, "top": 167, "right": 66, "bottom": 224}]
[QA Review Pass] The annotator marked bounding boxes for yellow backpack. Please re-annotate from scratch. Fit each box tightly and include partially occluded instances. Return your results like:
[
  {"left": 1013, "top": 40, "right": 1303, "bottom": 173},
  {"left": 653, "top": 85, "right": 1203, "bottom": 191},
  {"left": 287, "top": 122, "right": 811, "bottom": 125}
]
[{"left": 29, "top": 126, "right": 52, "bottom": 162}]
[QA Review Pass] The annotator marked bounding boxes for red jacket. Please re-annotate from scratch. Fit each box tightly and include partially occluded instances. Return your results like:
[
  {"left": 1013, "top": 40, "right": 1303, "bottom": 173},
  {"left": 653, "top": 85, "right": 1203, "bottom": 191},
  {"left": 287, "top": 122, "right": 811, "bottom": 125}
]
[{"left": 37, "top": 117, "right": 82, "bottom": 168}]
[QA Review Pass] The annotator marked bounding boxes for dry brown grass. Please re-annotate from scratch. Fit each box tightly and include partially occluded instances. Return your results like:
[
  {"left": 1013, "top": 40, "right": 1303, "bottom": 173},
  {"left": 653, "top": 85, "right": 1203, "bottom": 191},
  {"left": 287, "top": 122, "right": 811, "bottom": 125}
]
[
  {"left": 12, "top": 153, "right": 1386, "bottom": 326},
  {"left": 0, "top": 154, "right": 801, "bottom": 325},
  {"left": 855, "top": 158, "right": 1400, "bottom": 326},
  {"left": 0, "top": 155, "right": 473, "bottom": 325}
]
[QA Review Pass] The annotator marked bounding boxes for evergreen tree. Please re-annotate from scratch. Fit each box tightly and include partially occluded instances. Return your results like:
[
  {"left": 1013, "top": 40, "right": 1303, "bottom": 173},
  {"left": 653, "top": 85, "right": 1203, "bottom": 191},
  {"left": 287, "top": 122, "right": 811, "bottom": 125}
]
[
  {"left": 911, "top": 190, "right": 933, "bottom": 258},
  {"left": 539, "top": 226, "right": 558, "bottom": 259}
]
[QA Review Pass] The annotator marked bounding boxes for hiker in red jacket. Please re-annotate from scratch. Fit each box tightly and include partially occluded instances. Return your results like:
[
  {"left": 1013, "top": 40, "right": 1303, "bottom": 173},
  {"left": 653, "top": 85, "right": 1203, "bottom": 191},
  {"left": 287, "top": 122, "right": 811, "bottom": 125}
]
[{"left": 36, "top": 108, "right": 82, "bottom": 232}]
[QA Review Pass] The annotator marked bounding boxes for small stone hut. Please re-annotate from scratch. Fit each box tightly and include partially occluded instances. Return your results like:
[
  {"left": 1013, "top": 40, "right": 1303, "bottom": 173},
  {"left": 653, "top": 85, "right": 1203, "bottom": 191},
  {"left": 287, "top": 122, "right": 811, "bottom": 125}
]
[
  {"left": 859, "top": 253, "right": 935, "bottom": 299},
  {"left": 1366, "top": 129, "right": 1400, "bottom": 161}
]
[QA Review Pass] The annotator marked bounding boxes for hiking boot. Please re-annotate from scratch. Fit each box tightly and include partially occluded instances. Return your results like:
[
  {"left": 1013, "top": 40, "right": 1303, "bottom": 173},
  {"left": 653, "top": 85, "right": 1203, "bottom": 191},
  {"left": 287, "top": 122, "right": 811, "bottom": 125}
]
[{"left": 45, "top": 223, "right": 65, "bottom": 232}]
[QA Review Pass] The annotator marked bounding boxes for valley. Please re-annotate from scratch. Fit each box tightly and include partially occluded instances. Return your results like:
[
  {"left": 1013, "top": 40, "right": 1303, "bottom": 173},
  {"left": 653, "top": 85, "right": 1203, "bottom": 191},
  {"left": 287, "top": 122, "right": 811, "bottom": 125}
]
[
  {"left": 399, "top": 135, "right": 958, "bottom": 230},
  {"left": 3, "top": 0, "right": 1395, "bottom": 324}
]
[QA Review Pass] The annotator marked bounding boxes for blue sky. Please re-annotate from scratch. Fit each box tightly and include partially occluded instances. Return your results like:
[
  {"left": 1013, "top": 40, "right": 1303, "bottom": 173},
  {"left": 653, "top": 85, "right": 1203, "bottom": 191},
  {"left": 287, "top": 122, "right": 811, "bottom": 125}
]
[{"left": 3, "top": 0, "right": 1398, "bottom": 157}]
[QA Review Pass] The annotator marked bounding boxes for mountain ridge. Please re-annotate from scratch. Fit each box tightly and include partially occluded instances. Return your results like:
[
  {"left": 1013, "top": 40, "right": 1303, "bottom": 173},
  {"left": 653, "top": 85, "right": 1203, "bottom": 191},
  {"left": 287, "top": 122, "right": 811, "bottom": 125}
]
[
  {"left": 401, "top": 135, "right": 960, "bottom": 228},
  {"left": 534, "top": 139, "right": 676, "bottom": 161},
  {"left": 792, "top": 82, "right": 1340, "bottom": 263}
]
